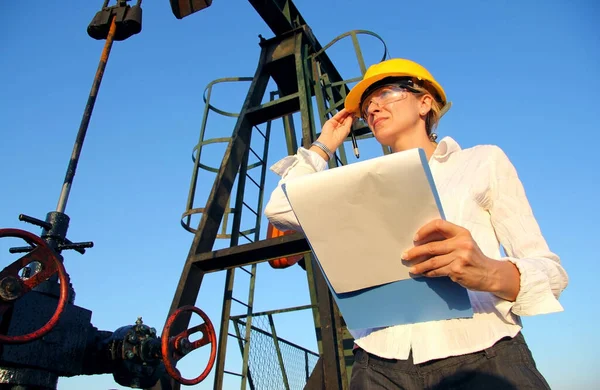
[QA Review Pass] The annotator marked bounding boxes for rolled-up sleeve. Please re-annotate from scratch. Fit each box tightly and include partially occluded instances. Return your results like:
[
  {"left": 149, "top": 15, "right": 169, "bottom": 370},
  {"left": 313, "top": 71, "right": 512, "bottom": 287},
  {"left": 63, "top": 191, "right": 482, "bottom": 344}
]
[
  {"left": 263, "top": 147, "right": 328, "bottom": 232},
  {"left": 488, "top": 146, "right": 568, "bottom": 316}
]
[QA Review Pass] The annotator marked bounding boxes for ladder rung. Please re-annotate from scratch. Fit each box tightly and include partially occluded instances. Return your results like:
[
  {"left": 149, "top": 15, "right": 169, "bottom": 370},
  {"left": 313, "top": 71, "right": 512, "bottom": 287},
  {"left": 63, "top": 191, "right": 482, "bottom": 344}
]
[
  {"left": 242, "top": 201, "right": 258, "bottom": 217},
  {"left": 224, "top": 370, "right": 245, "bottom": 377},
  {"left": 247, "top": 161, "right": 263, "bottom": 170},
  {"left": 249, "top": 147, "right": 264, "bottom": 165},
  {"left": 232, "top": 297, "right": 250, "bottom": 308},
  {"left": 246, "top": 173, "right": 260, "bottom": 189},
  {"left": 228, "top": 332, "right": 245, "bottom": 341}
]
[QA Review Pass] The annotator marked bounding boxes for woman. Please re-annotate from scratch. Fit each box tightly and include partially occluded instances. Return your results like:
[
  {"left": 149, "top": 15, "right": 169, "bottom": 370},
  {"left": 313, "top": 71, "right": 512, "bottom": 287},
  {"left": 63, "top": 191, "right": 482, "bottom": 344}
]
[{"left": 264, "top": 58, "right": 568, "bottom": 389}]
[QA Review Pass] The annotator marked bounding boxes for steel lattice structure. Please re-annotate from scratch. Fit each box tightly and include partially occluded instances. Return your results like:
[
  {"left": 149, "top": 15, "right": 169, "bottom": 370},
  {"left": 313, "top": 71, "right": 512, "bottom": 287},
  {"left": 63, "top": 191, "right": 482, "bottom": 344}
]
[{"left": 0, "top": 1, "right": 389, "bottom": 389}]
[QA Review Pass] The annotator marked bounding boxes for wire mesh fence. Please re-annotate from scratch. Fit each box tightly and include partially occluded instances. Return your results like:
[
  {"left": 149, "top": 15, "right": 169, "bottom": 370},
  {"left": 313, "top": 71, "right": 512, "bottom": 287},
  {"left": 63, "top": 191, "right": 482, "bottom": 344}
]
[{"left": 234, "top": 314, "right": 319, "bottom": 390}]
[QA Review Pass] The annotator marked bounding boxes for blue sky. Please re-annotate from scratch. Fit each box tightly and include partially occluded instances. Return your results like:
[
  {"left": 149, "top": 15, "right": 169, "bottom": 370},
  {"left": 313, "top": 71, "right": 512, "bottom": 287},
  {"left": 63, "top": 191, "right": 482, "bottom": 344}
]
[{"left": 1, "top": 0, "right": 598, "bottom": 389}]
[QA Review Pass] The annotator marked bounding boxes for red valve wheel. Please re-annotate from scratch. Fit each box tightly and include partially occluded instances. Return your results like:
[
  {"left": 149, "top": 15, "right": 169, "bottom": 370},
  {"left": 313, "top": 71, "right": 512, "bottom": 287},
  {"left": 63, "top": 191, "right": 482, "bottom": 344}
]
[
  {"left": 0, "top": 228, "right": 69, "bottom": 344},
  {"left": 161, "top": 305, "right": 217, "bottom": 385}
]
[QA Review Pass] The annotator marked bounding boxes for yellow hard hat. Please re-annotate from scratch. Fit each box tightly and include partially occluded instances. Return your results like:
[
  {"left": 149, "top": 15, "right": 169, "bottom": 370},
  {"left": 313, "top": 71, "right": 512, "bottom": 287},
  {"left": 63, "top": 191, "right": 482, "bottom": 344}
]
[{"left": 344, "top": 58, "right": 447, "bottom": 115}]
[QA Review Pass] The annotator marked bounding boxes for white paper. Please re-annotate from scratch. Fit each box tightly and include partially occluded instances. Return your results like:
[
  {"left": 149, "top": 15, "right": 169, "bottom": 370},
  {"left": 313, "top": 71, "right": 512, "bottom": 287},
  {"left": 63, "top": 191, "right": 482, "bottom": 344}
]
[{"left": 283, "top": 148, "right": 443, "bottom": 294}]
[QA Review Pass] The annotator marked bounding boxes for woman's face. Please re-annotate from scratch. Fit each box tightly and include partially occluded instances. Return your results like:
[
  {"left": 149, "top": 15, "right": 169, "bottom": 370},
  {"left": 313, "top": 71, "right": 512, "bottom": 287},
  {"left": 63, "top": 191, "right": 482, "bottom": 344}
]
[{"left": 361, "top": 85, "right": 428, "bottom": 147}]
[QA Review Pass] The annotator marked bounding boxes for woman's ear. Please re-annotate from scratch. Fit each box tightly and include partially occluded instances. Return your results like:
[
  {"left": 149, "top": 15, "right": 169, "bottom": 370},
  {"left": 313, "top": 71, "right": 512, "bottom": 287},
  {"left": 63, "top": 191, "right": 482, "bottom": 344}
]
[{"left": 419, "top": 94, "right": 433, "bottom": 117}]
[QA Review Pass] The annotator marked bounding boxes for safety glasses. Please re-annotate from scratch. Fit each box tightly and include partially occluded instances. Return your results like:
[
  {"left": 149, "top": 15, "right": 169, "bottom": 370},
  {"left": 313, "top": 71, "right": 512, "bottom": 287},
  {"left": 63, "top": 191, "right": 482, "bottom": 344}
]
[{"left": 360, "top": 83, "right": 418, "bottom": 120}]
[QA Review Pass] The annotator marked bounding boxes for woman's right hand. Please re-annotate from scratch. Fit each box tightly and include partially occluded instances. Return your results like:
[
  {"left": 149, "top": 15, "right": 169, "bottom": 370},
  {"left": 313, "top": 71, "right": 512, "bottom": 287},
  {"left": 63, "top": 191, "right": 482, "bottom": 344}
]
[{"left": 310, "top": 109, "right": 355, "bottom": 160}]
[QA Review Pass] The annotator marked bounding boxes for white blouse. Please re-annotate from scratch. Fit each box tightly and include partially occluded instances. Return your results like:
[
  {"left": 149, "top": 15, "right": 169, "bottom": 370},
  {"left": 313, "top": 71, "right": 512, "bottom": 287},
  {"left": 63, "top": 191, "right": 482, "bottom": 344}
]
[{"left": 264, "top": 136, "right": 568, "bottom": 364}]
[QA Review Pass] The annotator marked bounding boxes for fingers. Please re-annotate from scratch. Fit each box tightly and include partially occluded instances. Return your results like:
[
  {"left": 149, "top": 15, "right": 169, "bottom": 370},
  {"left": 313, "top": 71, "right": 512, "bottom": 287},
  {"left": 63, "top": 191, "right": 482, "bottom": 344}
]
[
  {"left": 401, "top": 253, "right": 429, "bottom": 267},
  {"left": 412, "top": 219, "right": 464, "bottom": 242},
  {"left": 413, "top": 230, "right": 446, "bottom": 246},
  {"left": 408, "top": 253, "right": 455, "bottom": 276},
  {"left": 338, "top": 115, "right": 354, "bottom": 130},
  {"left": 402, "top": 237, "right": 454, "bottom": 261},
  {"left": 331, "top": 108, "right": 354, "bottom": 122},
  {"left": 329, "top": 109, "right": 356, "bottom": 129},
  {"left": 423, "top": 263, "right": 455, "bottom": 280},
  {"left": 317, "top": 110, "right": 356, "bottom": 151}
]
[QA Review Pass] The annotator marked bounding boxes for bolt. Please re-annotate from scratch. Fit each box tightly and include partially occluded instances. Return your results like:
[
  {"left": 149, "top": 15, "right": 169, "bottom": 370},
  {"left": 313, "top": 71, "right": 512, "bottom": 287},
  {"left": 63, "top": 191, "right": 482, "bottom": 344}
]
[
  {"left": 178, "top": 338, "right": 192, "bottom": 355},
  {"left": 4, "top": 280, "right": 19, "bottom": 292},
  {"left": 0, "top": 277, "right": 21, "bottom": 301},
  {"left": 5, "top": 280, "right": 17, "bottom": 293}
]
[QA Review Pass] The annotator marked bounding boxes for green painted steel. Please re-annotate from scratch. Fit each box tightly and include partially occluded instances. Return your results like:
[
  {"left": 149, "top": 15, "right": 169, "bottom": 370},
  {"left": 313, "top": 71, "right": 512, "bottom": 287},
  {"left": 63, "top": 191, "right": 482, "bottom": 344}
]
[{"left": 176, "top": 24, "right": 388, "bottom": 390}]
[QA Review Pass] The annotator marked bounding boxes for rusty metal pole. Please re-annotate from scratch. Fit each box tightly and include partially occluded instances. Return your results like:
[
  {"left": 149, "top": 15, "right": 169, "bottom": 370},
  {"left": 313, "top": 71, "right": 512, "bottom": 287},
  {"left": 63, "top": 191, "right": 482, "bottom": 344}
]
[{"left": 56, "top": 15, "right": 117, "bottom": 214}]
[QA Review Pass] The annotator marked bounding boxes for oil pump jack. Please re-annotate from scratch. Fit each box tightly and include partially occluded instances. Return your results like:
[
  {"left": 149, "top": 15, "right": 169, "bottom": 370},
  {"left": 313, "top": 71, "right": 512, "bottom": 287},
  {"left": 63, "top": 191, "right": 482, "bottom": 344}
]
[{"left": 0, "top": 0, "right": 388, "bottom": 388}]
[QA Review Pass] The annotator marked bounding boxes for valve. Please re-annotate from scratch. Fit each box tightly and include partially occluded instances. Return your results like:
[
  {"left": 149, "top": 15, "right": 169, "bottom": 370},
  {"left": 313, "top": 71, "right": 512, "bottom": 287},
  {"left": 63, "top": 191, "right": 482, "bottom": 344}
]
[
  {"left": 107, "top": 317, "right": 165, "bottom": 389},
  {"left": 0, "top": 228, "right": 70, "bottom": 344},
  {"left": 161, "top": 305, "right": 216, "bottom": 385}
]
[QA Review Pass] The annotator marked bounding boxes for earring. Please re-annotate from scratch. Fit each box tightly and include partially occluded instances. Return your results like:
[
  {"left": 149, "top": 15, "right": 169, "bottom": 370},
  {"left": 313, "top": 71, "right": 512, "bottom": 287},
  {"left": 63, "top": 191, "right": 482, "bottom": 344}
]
[{"left": 429, "top": 132, "right": 438, "bottom": 142}]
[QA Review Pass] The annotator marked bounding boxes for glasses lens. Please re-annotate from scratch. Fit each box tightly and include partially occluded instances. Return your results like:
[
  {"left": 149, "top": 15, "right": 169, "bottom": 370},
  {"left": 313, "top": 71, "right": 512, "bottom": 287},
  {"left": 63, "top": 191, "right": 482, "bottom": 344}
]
[{"left": 360, "top": 85, "right": 407, "bottom": 118}]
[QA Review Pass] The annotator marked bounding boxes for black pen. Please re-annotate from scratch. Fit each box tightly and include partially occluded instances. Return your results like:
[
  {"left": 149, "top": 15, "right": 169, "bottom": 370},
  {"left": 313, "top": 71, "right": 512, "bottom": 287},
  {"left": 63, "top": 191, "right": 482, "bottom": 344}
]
[{"left": 350, "top": 124, "right": 360, "bottom": 158}]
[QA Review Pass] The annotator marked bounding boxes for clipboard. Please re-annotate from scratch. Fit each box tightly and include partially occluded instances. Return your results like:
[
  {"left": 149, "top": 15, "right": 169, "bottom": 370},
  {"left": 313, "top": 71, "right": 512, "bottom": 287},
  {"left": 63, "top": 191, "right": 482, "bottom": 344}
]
[{"left": 282, "top": 148, "right": 473, "bottom": 329}]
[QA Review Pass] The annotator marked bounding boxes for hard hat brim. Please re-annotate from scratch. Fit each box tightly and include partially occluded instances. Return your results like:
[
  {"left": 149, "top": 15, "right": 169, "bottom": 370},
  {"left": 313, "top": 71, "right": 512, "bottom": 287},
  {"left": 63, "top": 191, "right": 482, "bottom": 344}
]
[{"left": 344, "top": 72, "right": 447, "bottom": 115}]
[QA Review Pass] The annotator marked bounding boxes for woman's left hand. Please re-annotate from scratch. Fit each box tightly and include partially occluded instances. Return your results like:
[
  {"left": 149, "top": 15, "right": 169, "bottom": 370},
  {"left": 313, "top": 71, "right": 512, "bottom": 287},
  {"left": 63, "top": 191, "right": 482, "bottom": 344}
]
[{"left": 402, "top": 219, "right": 498, "bottom": 292}]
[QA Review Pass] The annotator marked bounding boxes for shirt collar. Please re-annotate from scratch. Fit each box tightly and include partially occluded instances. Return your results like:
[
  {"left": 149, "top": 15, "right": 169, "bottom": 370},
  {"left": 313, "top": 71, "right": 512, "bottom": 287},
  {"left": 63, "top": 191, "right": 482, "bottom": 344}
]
[{"left": 431, "top": 136, "right": 461, "bottom": 161}]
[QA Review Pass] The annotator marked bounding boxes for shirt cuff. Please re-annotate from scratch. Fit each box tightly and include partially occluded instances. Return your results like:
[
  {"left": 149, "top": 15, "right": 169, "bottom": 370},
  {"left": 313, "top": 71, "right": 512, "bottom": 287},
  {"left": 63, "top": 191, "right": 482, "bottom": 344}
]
[
  {"left": 269, "top": 147, "right": 328, "bottom": 177},
  {"left": 505, "top": 257, "right": 564, "bottom": 316}
]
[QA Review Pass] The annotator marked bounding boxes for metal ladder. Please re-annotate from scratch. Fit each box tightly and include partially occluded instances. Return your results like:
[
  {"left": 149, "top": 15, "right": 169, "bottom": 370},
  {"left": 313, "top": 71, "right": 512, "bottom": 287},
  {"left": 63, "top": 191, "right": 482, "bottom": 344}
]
[
  {"left": 218, "top": 95, "right": 276, "bottom": 390},
  {"left": 181, "top": 79, "right": 283, "bottom": 389}
]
